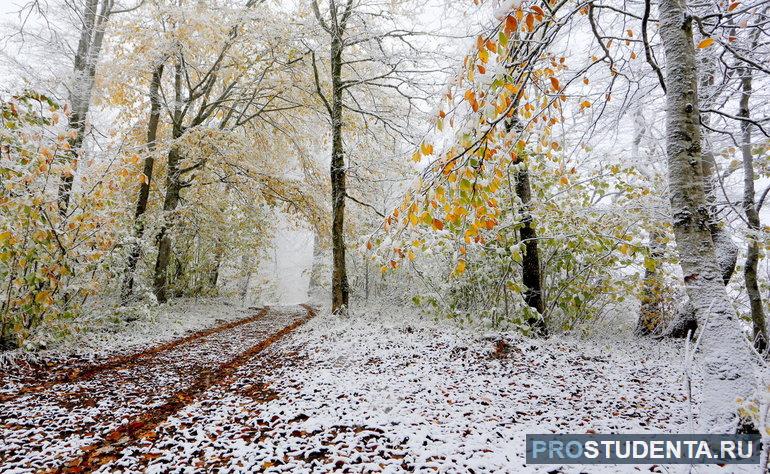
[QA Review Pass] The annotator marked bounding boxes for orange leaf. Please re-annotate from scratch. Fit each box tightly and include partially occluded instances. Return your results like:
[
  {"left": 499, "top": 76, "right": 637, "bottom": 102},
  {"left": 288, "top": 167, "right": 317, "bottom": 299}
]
[
  {"left": 549, "top": 76, "right": 560, "bottom": 92},
  {"left": 526, "top": 13, "right": 535, "bottom": 31},
  {"left": 531, "top": 5, "right": 545, "bottom": 16},
  {"left": 697, "top": 37, "right": 715, "bottom": 49},
  {"left": 728, "top": 2, "right": 740, "bottom": 11},
  {"left": 504, "top": 15, "right": 518, "bottom": 35},
  {"left": 432, "top": 218, "right": 444, "bottom": 230}
]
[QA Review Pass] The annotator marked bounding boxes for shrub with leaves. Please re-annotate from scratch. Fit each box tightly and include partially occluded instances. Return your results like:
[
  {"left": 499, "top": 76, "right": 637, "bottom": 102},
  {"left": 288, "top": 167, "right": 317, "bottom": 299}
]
[{"left": 0, "top": 92, "right": 129, "bottom": 349}]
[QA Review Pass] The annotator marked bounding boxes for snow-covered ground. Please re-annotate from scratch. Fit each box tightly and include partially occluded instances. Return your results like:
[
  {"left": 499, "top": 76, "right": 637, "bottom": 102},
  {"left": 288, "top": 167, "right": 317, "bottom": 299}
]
[
  {"left": 82, "top": 303, "right": 748, "bottom": 473},
  {"left": 1, "top": 298, "right": 256, "bottom": 366},
  {"left": 0, "top": 297, "right": 260, "bottom": 400}
]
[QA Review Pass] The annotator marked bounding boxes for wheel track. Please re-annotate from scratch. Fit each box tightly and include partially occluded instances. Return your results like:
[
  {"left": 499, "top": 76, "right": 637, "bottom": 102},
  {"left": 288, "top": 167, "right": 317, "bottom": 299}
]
[
  {"left": 56, "top": 305, "right": 315, "bottom": 474},
  {"left": 0, "top": 306, "right": 271, "bottom": 403},
  {"left": 0, "top": 305, "right": 315, "bottom": 473}
]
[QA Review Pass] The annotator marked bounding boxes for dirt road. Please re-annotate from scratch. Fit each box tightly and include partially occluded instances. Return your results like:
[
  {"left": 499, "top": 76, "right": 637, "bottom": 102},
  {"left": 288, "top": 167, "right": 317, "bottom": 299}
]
[{"left": 0, "top": 305, "right": 314, "bottom": 473}]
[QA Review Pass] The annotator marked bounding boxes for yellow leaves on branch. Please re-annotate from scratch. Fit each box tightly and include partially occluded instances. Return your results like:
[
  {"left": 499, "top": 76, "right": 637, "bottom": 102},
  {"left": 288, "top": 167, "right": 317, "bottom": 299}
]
[
  {"left": 412, "top": 142, "right": 435, "bottom": 163},
  {"left": 697, "top": 37, "right": 715, "bottom": 49},
  {"left": 34, "top": 290, "right": 53, "bottom": 307},
  {"left": 619, "top": 243, "right": 633, "bottom": 256},
  {"left": 464, "top": 89, "right": 480, "bottom": 112}
]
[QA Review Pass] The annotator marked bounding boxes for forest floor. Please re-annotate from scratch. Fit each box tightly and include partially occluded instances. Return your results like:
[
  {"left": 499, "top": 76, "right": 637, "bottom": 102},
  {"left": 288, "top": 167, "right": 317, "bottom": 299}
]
[{"left": 0, "top": 301, "right": 753, "bottom": 473}]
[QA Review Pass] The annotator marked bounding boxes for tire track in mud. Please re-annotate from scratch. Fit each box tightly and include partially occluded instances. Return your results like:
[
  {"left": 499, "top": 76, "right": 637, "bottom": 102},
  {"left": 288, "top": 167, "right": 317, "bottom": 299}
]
[
  {"left": 0, "top": 305, "right": 315, "bottom": 473},
  {"left": 0, "top": 306, "right": 270, "bottom": 403}
]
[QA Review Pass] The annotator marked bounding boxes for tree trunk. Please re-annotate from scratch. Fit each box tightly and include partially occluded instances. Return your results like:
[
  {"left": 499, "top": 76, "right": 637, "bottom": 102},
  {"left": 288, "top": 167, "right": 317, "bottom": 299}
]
[
  {"left": 701, "top": 109, "right": 738, "bottom": 285},
  {"left": 121, "top": 63, "right": 165, "bottom": 304},
  {"left": 210, "top": 238, "right": 224, "bottom": 292},
  {"left": 308, "top": 231, "right": 325, "bottom": 300},
  {"left": 638, "top": 231, "right": 666, "bottom": 335},
  {"left": 330, "top": 32, "right": 349, "bottom": 314},
  {"left": 152, "top": 144, "right": 182, "bottom": 304},
  {"left": 665, "top": 41, "right": 737, "bottom": 337},
  {"left": 659, "top": 0, "right": 755, "bottom": 431},
  {"left": 739, "top": 67, "right": 767, "bottom": 352},
  {"left": 503, "top": 105, "right": 546, "bottom": 334},
  {"left": 515, "top": 168, "right": 547, "bottom": 335},
  {"left": 58, "top": 0, "right": 110, "bottom": 216},
  {"left": 153, "top": 62, "right": 184, "bottom": 304},
  {"left": 634, "top": 107, "right": 668, "bottom": 335}
]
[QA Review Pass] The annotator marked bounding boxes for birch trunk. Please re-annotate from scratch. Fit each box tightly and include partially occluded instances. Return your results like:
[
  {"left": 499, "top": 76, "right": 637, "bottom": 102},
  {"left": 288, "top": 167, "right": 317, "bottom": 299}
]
[
  {"left": 659, "top": 0, "right": 755, "bottom": 431},
  {"left": 121, "top": 63, "right": 165, "bottom": 304}
]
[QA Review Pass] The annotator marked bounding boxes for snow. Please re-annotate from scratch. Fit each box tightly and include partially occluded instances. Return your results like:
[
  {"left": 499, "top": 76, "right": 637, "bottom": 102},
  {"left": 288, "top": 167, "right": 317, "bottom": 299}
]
[
  {"left": 1, "top": 297, "right": 254, "bottom": 367},
  {"left": 79, "top": 303, "right": 753, "bottom": 473}
]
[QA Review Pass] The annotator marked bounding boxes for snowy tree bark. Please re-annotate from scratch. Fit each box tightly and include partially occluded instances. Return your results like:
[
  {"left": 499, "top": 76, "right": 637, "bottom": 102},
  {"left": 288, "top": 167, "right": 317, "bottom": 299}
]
[
  {"left": 311, "top": 0, "right": 353, "bottom": 314},
  {"left": 659, "top": 0, "right": 755, "bottom": 431},
  {"left": 738, "top": 67, "right": 768, "bottom": 352},
  {"left": 121, "top": 63, "right": 165, "bottom": 304},
  {"left": 665, "top": 51, "right": 737, "bottom": 337},
  {"left": 699, "top": 53, "right": 738, "bottom": 286},
  {"left": 58, "top": 0, "right": 111, "bottom": 216}
]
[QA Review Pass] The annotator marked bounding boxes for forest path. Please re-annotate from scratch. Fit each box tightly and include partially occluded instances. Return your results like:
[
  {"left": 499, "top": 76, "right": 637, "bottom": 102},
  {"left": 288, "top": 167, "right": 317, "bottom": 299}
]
[{"left": 0, "top": 304, "right": 314, "bottom": 473}]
